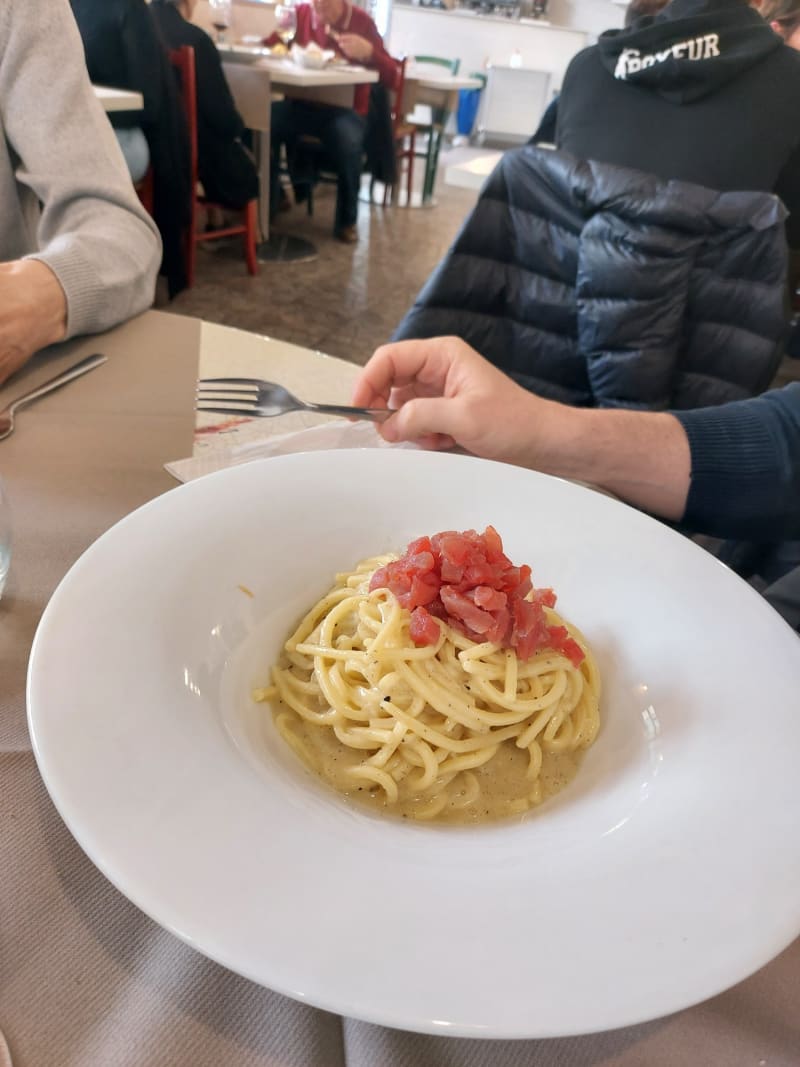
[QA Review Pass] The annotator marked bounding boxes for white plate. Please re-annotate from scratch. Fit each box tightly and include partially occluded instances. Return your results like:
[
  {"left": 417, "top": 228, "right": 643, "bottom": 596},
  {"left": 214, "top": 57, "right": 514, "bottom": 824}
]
[
  {"left": 27, "top": 450, "right": 800, "bottom": 1038},
  {"left": 290, "top": 44, "right": 336, "bottom": 69}
]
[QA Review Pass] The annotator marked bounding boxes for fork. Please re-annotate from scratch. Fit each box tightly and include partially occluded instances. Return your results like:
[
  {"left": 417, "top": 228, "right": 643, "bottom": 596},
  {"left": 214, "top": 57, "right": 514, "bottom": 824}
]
[
  {"left": 0, "top": 352, "right": 107, "bottom": 442},
  {"left": 196, "top": 377, "right": 390, "bottom": 422}
]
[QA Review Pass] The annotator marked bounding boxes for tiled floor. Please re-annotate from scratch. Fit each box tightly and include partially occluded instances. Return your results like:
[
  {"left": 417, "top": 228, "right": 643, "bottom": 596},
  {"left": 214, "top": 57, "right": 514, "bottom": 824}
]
[{"left": 169, "top": 158, "right": 480, "bottom": 367}]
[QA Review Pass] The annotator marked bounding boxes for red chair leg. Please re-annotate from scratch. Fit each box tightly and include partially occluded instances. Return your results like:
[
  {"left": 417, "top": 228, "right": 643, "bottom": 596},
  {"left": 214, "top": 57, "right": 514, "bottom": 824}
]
[
  {"left": 244, "top": 200, "right": 258, "bottom": 276},
  {"left": 186, "top": 229, "right": 196, "bottom": 289}
]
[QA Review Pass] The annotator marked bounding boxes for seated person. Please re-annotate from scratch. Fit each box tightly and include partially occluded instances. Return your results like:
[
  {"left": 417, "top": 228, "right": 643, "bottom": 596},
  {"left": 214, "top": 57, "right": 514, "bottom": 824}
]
[
  {"left": 1, "top": 0, "right": 160, "bottom": 386},
  {"left": 150, "top": 0, "right": 259, "bottom": 211},
  {"left": 554, "top": 0, "right": 800, "bottom": 246},
  {"left": 529, "top": 0, "right": 669, "bottom": 144},
  {"left": 265, "top": 0, "right": 399, "bottom": 243},
  {"left": 352, "top": 337, "right": 800, "bottom": 629},
  {"left": 69, "top": 0, "right": 192, "bottom": 295},
  {"left": 754, "top": 0, "right": 800, "bottom": 45}
]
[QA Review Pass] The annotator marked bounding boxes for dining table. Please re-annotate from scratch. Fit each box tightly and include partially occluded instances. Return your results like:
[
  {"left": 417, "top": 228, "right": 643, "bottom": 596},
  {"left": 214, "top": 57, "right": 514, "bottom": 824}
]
[
  {"left": 1, "top": 309, "right": 799, "bottom": 1067},
  {"left": 220, "top": 46, "right": 379, "bottom": 258},
  {"left": 403, "top": 65, "right": 483, "bottom": 206}
]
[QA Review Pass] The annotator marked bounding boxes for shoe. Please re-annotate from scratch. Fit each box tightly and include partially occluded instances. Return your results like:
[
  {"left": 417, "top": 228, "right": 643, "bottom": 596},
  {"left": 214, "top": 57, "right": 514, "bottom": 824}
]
[{"left": 336, "top": 225, "right": 358, "bottom": 244}]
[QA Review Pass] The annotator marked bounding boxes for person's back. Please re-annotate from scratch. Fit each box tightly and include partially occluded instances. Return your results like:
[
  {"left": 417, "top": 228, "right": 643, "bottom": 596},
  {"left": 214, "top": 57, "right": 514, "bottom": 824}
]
[
  {"left": 557, "top": 0, "right": 800, "bottom": 244},
  {"left": 149, "top": 0, "right": 258, "bottom": 210}
]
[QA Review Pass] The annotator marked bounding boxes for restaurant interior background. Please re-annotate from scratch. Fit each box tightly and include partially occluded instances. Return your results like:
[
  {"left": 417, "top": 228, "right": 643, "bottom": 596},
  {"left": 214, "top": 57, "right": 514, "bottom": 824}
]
[{"left": 169, "top": 0, "right": 630, "bottom": 366}]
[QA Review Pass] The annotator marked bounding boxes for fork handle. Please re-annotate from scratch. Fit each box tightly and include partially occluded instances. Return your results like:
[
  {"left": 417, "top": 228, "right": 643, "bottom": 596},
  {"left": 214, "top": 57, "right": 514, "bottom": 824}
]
[
  {"left": 304, "top": 402, "right": 391, "bottom": 422},
  {"left": 9, "top": 352, "right": 107, "bottom": 413}
]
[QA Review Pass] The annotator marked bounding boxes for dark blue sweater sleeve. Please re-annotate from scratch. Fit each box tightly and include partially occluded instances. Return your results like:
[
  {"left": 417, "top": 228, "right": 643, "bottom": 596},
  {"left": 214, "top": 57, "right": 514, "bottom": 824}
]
[{"left": 672, "top": 383, "right": 800, "bottom": 540}]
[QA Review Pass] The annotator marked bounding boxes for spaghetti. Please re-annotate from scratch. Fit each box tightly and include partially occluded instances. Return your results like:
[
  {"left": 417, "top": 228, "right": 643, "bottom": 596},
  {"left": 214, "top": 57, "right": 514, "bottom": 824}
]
[{"left": 255, "top": 532, "right": 601, "bottom": 824}]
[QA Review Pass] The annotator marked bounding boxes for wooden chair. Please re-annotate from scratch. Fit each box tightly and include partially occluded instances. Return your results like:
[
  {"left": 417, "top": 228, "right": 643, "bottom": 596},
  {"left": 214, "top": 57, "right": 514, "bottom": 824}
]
[
  {"left": 366, "top": 56, "right": 415, "bottom": 206},
  {"left": 382, "top": 56, "right": 416, "bottom": 206},
  {"left": 167, "top": 46, "right": 258, "bottom": 288},
  {"left": 134, "top": 166, "right": 154, "bottom": 215},
  {"left": 409, "top": 55, "right": 460, "bottom": 202}
]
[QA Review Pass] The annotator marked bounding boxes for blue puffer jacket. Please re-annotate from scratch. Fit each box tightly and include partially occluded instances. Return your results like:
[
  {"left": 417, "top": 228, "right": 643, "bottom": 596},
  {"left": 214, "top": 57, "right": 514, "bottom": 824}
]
[{"left": 394, "top": 147, "right": 790, "bottom": 410}]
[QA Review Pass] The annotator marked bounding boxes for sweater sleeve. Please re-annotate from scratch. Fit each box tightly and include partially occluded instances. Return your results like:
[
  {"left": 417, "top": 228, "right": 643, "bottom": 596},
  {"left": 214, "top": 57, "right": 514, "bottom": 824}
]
[
  {"left": 672, "top": 383, "right": 800, "bottom": 540},
  {"left": 0, "top": 0, "right": 161, "bottom": 340}
]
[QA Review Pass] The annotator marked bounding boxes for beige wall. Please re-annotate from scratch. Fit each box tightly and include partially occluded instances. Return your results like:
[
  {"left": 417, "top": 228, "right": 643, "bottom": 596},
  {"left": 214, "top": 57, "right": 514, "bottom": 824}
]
[
  {"left": 191, "top": 0, "right": 623, "bottom": 46},
  {"left": 547, "top": 0, "right": 625, "bottom": 39}
]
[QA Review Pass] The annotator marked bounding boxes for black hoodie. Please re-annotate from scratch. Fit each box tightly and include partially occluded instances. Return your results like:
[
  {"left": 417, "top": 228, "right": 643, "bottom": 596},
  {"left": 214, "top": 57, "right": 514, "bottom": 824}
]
[{"left": 556, "top": 0, "right": 800, "bottom": 244}]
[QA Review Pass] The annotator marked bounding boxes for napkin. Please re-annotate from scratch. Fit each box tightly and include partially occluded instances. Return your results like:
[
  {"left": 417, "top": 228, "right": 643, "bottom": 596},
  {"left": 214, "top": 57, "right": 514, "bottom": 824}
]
[{"left": 165, "top": 418, "right": 416, "bottom": 483}]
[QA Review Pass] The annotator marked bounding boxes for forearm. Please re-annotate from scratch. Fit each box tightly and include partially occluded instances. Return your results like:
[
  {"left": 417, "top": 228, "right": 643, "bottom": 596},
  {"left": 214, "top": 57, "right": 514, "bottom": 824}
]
[{"left": 529, "top": 402, "right": 691, "bottom": 520}]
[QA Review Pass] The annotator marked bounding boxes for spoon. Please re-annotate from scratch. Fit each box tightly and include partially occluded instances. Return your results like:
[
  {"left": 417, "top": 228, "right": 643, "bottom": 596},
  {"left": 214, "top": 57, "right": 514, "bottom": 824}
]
[{"left": 0, "top": 353, "right": 107, "bottom": 441}]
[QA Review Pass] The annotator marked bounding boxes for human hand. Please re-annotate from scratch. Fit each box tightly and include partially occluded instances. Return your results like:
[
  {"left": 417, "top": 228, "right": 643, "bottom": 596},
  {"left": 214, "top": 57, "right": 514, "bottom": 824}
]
[
  {"left": 0, "top": 260, "right": 67, "bottom": 385},
  {"left": 352, "top": 336, "right": 564, "bottom": 465},
  {"left": 332, "top": 32, "right": 374, "bottom": 63}
]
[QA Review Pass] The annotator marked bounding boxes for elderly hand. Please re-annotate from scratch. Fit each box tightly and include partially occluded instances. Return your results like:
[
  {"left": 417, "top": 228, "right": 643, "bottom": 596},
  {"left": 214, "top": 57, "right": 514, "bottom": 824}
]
[
  {"left": 0, "top": 260, "right": 67, "bottom": 385},
  {"left": 352, "top": 336, "right": 563, "bottom": 465},
  {"left": 332, "top": 31, "right": 374, "bottom": 63}
]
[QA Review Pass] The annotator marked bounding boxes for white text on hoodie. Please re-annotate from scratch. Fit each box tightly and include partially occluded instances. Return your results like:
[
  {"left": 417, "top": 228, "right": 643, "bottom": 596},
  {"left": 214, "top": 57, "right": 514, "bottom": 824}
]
[{"left": 614, "top": 34, "right": 720, "bottom": 79}]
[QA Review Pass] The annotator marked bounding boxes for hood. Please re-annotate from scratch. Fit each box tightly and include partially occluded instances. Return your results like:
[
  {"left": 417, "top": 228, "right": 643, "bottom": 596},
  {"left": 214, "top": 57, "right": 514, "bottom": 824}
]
[{"left": 598, "top": 0, "right": 782, "bottom": 103}]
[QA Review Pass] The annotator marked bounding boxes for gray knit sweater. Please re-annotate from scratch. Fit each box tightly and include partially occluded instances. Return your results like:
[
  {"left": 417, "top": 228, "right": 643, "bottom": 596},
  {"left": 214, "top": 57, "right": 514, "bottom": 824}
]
[{"left": 0, "top": 0, "right": 161, "bottom": 338}]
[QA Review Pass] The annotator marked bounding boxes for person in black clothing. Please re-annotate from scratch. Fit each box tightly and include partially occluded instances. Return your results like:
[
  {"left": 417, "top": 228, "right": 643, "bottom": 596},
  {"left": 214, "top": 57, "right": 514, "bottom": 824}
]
[
  {"left": 149, "top": 0, "right": 259, "bottom": 210},
  {"left": 69, "top": 0, "right": 192, "bottom": 295},
  {"left": 530, "top": 0, "right": 669, "bottom": 145},
  {"left": 555, "top": 0, "right": 800, "bottom": 246}
]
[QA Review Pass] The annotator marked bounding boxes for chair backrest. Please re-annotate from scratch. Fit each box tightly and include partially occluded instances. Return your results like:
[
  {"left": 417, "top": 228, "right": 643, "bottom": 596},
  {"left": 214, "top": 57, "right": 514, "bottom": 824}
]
[
  {"left": 167, "top": 46, "right": 198, "bottom": 187},
  {"left": 413, "top": 54, "right": 460, "bottom": 75}
]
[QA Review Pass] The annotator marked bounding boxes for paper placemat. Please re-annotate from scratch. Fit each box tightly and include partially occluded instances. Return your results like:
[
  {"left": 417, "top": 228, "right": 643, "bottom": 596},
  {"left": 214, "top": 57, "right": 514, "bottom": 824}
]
[{"left": 166, "top": 418, "right": 416, "bottom": 483}]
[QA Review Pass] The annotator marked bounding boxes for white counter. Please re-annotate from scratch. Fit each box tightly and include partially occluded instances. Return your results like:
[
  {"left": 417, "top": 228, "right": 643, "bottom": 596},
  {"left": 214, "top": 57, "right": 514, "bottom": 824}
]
[{"left": 387, "top": 5, "right": 587, "bottom": 89}]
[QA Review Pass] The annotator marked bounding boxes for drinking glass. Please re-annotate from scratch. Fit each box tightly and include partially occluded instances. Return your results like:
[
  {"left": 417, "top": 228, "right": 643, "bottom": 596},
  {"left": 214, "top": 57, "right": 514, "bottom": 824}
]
[
  {"left": 0, "top": 477, "right": 11, "bottom": 600},
  {"left": 275, "top": 3, "right": 298, "bottom": 48},
  {"left": 209, "top": 0, "right": 233, "bottom": 44}
]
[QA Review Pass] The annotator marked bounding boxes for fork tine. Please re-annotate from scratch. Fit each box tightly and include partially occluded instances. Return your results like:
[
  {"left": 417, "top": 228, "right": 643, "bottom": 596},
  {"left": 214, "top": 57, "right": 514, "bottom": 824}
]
[
  {"left": 196, "top": 394, "right": 258, "bottom": 405},
  {"left": 196, "top": 385, "right": 257, "bottom": 396},
  {"left": 196, "top": 404, "right": 260, "bottom": 416},
  {"left": 198, "top": 377, "right": 261, "bottom": 386}
]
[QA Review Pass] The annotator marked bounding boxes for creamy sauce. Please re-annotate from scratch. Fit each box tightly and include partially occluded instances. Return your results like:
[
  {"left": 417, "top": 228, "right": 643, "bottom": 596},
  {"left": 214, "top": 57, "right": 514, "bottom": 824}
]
[{"left": 272, "top": 699, "right": 584, "bottom": 825}]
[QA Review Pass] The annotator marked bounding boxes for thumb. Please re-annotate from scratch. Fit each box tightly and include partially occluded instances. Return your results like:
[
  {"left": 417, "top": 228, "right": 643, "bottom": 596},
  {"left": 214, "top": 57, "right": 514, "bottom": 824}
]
[{"left": 382, "top": 396, "right": 462, "bottom": 445}]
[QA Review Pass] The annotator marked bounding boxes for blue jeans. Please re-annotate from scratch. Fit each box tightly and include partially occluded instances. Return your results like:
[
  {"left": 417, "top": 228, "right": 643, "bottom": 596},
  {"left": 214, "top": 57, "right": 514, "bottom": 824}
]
[
  {"left": 114, "top": 127, "right": 150, "bottom": 184},
  {"left": 270, "top": 100, "right": 365, "bottom": 233}
]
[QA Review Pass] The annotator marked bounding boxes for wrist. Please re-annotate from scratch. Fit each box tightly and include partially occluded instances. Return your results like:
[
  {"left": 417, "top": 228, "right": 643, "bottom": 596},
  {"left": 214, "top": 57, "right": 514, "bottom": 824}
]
[{"left": 20, "top": 259, "right": 68, "bottom": 347}]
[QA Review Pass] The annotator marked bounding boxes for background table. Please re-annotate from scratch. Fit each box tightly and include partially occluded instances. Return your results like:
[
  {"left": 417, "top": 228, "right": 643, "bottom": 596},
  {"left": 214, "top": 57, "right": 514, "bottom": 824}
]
[
  {"left": 221, "top": 46, "right": 378, "bottom": 108},
  {"left": 404, "top": 66, "right": 483, "bottom": 205},
  {"left": 1, "top": 311, "right": 798, "bottom": 1067},
  {"left": 92, "top": 84, "right": 144, "bottom": 112},
  {"left": 221, "top": 49, "right": 378, "bottom": 256}
]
